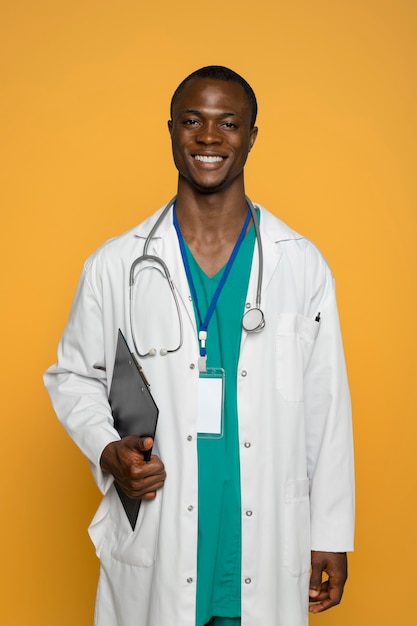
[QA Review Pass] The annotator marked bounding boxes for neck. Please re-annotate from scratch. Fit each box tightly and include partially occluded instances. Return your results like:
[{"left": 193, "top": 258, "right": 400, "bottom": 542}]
[
  {"left": 174, "top": 180, "right": 251, "bottom": 277},
  {"left": 174, "top": 180, "right": 248, "bottom": 238}
]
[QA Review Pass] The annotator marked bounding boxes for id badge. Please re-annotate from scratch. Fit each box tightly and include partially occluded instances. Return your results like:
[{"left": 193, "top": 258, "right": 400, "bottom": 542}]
[{"left": 197, "top": 368, "right": 225, "bottom": 439}]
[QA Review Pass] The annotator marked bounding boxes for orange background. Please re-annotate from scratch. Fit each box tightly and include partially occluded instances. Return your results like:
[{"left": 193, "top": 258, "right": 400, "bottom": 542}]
[{"left": 1, "top": 1, "right": 416, "bottom": 624}]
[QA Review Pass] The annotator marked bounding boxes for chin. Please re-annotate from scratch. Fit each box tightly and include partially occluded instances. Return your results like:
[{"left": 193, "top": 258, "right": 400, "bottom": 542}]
[{"left": 192, "top": 177, "right": 229, "bottom": 194}]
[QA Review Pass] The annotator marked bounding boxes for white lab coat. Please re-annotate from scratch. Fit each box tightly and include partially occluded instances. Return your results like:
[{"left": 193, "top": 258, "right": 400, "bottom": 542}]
[{"left": 44, "top": 204, "right": 354, "bottom": 626}]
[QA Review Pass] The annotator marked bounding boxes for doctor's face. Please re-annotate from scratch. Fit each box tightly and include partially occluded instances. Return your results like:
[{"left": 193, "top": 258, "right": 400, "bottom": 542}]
[{"left": 168, "top": 78, "right": 258, "bottom": 194}]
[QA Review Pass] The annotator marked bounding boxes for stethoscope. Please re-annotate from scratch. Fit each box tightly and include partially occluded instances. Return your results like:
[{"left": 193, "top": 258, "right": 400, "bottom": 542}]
[{"left": 129, "top": 196, "right": 265, "bottom": 358}]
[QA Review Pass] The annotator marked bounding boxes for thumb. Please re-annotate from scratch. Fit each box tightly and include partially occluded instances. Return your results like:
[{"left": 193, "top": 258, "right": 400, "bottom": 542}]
[
  {"left": 134, "top": 436, "right": 154, "bottom": 452},
  {"left": 309, "top": 561, "right": 323, "bottom": 598}
]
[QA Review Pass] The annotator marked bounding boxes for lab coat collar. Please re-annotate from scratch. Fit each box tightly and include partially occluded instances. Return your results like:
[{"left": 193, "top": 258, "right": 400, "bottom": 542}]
[
  {"left": 132, "top": 202, "right": 304, "bottom": 321},
  {"left": 131, "top": 201, "right": 305, "bottom": 352},
  {"left": 133, "top": 202, "right": 304, "bottom": 245}
]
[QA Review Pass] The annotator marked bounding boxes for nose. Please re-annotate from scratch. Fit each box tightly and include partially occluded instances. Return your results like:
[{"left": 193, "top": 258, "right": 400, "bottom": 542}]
[{"left": 196, "top": 121, "right": 221, "bottom": 145}]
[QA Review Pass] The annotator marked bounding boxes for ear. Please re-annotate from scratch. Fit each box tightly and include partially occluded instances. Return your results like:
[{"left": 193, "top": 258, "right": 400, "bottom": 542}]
[
  {"left": 249, "top": 126, "right": 258, "bottom": 151},
  {"left": 167, "top": 119, "right": 173, "bottom": 136}
]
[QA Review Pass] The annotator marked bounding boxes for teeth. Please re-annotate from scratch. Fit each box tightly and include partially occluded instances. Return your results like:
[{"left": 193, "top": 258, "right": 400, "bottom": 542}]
[{"left": 195, "top": 155, "right": 223, "bottom": 163}]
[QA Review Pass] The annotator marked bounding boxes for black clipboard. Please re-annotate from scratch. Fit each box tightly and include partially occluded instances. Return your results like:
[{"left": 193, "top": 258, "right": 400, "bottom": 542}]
[{"left": 108, "top": 329, "right": 159, "bottom": 530}]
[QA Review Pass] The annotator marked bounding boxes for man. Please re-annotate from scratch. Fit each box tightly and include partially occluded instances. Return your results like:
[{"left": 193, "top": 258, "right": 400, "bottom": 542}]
[{"left": 44, "top": 66, "right": 354, "bottom": 626}]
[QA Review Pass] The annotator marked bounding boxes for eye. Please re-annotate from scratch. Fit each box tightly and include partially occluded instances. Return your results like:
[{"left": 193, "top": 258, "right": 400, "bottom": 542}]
[
  {"left": 222, "top": 121, "right": 238, "bottom": 129},
  {"left": 183, "top": 119, "right": 200, "bottom": 127}
]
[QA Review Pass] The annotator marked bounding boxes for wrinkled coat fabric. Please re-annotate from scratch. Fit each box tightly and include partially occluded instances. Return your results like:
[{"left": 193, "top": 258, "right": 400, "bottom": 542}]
[{"left": 44, "top": 204, "right": 354, "bottom": 626}]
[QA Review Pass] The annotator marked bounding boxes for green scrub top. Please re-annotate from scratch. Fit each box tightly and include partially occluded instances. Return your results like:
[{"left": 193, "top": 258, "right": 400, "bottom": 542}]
[{"left": 182, "top": 224, "right": 255, "bottom": 626}]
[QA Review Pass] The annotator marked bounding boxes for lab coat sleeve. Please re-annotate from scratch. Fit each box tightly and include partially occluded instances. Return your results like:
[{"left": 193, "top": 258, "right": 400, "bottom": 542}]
[
  {"left": 44, "top": 257, "right": 120, "bottom": 494},
  {"left": 304, "top": 271, "right": 355, "bottom": 552}
]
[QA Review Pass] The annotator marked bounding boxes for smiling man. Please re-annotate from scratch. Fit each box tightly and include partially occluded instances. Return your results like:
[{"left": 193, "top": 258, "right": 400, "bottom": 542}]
[{"left": 44, "top": 66, "right": 354, "bottom": 626}]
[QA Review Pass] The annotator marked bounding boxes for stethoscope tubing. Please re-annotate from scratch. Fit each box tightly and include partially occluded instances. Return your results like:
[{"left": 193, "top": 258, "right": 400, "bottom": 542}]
[{"left": 129, "top": 195, "right": 264, "bottom": 357}]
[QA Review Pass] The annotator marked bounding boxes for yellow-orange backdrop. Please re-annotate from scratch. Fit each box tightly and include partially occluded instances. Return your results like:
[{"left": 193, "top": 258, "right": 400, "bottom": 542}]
[{"left": 1, "top": 1, "right": 416, "bottom": 624}]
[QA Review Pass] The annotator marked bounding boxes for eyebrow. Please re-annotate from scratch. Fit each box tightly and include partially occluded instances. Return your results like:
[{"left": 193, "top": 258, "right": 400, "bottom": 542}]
[{"left": 181, "top": 108, "right": 239, "bottom": 119}]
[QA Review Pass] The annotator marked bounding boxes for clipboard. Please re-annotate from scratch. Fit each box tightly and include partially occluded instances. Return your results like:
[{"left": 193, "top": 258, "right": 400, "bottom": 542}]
[{"left": 108, "top": 329, "right": 159, "bottom": 530}]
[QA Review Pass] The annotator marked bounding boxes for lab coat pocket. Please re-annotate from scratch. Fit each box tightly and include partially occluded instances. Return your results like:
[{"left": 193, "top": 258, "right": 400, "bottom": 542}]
[
  {"left": 275, "top": 313, "right": 320, "bottom": 401},
  {"left": 284, "top": 478, "right": 311, "bottom": 576},
  {"left": 105, "top": 485, "right": 162, "bottom": 568}
]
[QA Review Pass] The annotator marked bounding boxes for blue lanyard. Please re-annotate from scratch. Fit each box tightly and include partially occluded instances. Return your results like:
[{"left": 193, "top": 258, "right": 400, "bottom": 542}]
[{"left": 173, "top": 205, "right": 251, "bottom": 369}]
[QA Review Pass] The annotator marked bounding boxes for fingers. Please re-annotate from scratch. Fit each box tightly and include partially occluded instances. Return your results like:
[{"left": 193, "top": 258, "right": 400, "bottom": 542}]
[
  {"left": 309, "top": 579, "right": 335, "bottom": 613},
  {"left": 308, "top": 579, "right": 343, "bottom": 613},
  {"left": 118, "top": 452, "right": 166, "bottom": 498},
  {"left": 309, "top": 551, "right": 347, "bottom": 613},
  {"left": 100, "top": 436, "right": 166, "bottom": 500},
  {"left": 117, "top": 453, "right": 166, "bottom": 499}
]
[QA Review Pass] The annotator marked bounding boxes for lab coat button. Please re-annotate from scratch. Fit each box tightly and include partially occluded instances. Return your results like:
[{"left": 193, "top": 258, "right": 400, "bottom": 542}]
[
  {"left": 187, "top": 435, "right": 193, "bottom": 441},
  {"left": 244, "top": 441, "right": 251, "bottom": 448},
  {"left": 187, "top": 577, "right": 193, "bottom": 584},
  {"left": 189, "top": 363, "right": 195, "bottom": 369},
  {"left": 244, "top": 578, "right": 252, "bottom": 584},
  {"left": 241, "top": 370, "right": 247, "bottom": 377},
  {"left": 245, "top": 510, "right": 253, "bottom": 517},
  {"left": 187, "top": 505, "right": 194, "bottom": 512},
  {"left": 245, "top": 302, "right": 251, "bottom": 309}
]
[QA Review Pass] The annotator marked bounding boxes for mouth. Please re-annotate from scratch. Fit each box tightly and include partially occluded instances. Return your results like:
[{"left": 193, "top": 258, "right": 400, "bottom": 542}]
[{"left": 193, "top": 154, "right": 225, "bottom": 163}]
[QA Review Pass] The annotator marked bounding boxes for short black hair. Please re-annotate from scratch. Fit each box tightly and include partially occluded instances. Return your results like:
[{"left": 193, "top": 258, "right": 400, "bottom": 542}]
[{"left": 170, "top": 65, "right": 258, "bottom": 128}]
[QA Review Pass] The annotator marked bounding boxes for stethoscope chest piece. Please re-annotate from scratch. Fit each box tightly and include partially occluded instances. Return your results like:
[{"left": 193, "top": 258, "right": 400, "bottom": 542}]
[{"left": 242, "top": 307, "right": 265, "bottom": 333}]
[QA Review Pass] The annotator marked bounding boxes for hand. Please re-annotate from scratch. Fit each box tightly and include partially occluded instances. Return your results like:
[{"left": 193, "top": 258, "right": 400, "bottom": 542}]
[
  {"left": 308, "top": 551, "right": 348, "bottom": 613},
  {"left": 100, "top": 436, "right": 166, "bottom": 500}
]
